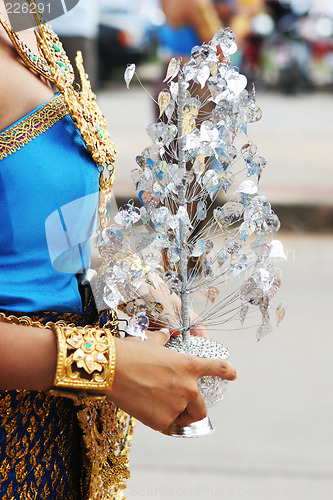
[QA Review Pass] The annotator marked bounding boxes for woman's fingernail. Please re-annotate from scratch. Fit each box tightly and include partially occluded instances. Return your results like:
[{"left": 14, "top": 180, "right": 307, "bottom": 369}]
[{"left": 160, "top": 328, "right": 170, "bottom": 336}]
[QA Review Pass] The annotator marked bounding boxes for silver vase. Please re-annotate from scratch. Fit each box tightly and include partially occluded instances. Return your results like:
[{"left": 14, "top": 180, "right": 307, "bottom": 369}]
[{"left": 162, "top": 336, "right": 229, "bottom": 438}]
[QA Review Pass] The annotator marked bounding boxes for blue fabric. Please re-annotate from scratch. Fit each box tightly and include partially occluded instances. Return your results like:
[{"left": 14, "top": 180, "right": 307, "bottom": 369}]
[
  {"left": 0, "top": 390, "right": 82, "bottom": 499},
  {"left": 158, "top": 23, "right": 201, "bottom": 57},
  {"left": 0, "top": 95, "right": 100, "bottom": 313}
]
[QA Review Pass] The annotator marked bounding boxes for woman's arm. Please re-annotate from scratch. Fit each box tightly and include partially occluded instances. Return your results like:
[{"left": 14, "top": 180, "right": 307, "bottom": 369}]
[
  {"left": 0, "top": 321, "right": 236, "bottom": 431},
  {"left": 0, "top": 322, "right": 57, "bottom": 390}
]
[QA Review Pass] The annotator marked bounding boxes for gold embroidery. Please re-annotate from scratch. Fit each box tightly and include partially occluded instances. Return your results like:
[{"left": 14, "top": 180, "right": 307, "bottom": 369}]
[
  {"left": 0, "top": 391, "right": 82, "bottom": 499},
  {"left": 0, "top": 94, "right": 68, "bottom": 160},
  {"left": 0, "top": 311, "right": 134, "bottom": 500},
  {"left": 76, "top": 399, "right": 135, "bottom": 500},
  {"left": 0, "top": 310, "right": 76, "bottom": 330}
]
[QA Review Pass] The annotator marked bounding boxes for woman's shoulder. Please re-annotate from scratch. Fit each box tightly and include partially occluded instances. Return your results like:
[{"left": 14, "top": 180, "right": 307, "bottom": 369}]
[{"left": 0, "top": 22, "right": 53, "bottom": 132}]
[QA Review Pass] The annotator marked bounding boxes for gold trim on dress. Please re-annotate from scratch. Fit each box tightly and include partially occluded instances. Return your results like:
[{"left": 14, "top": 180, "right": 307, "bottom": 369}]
[{"left": 0, "top": 94, "right": 68, "bottom": 160}]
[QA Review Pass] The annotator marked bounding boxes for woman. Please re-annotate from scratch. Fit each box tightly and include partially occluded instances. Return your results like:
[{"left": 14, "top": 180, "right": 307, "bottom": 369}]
[
  {"left": 159, "top": 0, "right": 222, "bottom": 58},
  {"left": 0, "top": 2, "right": 237, "bottom": 499}
]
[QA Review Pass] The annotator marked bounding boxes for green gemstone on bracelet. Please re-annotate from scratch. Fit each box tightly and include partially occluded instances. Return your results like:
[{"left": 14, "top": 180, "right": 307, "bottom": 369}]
[
  {"left": 86, "top": 342, "right": 92, "bottom": 348},
  {"left": 52, "top": 43, "right": 61, "bottom": 52}
]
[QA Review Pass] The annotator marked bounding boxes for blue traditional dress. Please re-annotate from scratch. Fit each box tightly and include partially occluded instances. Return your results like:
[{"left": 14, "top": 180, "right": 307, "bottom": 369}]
[{"left": 0, "top": 15, "right": 133, "bottom": 500}]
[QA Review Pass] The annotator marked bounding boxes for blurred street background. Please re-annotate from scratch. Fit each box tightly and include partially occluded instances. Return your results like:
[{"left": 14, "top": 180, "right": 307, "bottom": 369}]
[{"left": 53, "top": 0, "right": 333, "bottom": 498}]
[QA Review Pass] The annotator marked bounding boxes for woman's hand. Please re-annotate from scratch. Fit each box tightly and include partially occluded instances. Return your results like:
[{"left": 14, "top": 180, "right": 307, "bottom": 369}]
[
  {"left": 133, "top": 272, "right": 210, "bottom": 338},
  {"left": 107, "top": 329, "right": 237, "bottom": 431}
]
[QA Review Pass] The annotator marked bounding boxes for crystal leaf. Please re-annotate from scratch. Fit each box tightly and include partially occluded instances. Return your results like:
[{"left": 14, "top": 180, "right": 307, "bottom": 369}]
[
  {"left": 163, "top": 57, "right": 181, "bottom": 82},
  {"left": 151, "top": 206, "right": 171, "bottom": 227},
  {"left": 165, "top": 99, "right": 175, "bottom": 122},
  {"left": 170, "top": 81, "right": 179, "bottom": 99},
  {"left": 202, "top": 170, "right": 219, "bottom": 198},
  {"left": 263, "top": 213, "right": 281, "bottom": 235},
  {"left": 238, "top": 180, "right": 258, "bottom": 194},
  {"left": 247, "top": 101, "right": 263, "bottom": 123},
  {"left": 224, "top": 237, "right": 242, "bottom": 254},
  {"left": 267, "top": 276, "right": 281, "bottom": 299},
  {"left": 196, "top": 200, "right": 207, "bottom": 221},
  {"left": 250, "top": 241, "right": 270, "bottom": 263},
  {"left": 256, "top": 324, "right": 272, "bottom": 341},
  {"left": 211, "top": 27, "right": 226, "bottom": 47},
  {"left": 191, "top": 239, "right": 207, "bottom": 258},
  {"left": 200, "top": 286, "right": 219, "bottom": 303},
  {"left": 104, "top": 287, "right": 123, "bottom": 310},
  {"left": 220, "top": 28, "right": 236, "bottom": 50},
  {"left": 99, "top": 227, "right": 124, "bottom": 248},
  {"left": 136, "top": 155, "right": 154, "bottom": 169},
  {"left": 146, "top": 123, "right": 177, "bottom": 146},
  {"left": 207, "top": 76, "right": 228, "bottom": 102},
  {"left": 222, "top": 41, "right": 237, "bottom": 56},
  {"left": 158, "top": 91, "right": 171, "bottom": 117},
  {"left": 126, "top": 316, "right": 148, "bottom": 341},
  {"left": 240, "top": 303, "right": 249, "bottom": 326},
  {"left": 200, "top": 121, "right": 219, "bottom": 142},
  {"left": 240, "top": 277, "right": 256, "bottom": 300},
  {"left": 233, "top": 254, "right": 248, "bottom": 277},
  {"left": 167, "top": 247, "right": 180, "bottom": 266},
  {"left": 131, "top": 168, "right": 144, "bottom": 190},
  {"left": 223, "top": 201, "right": 244, "bottom": 223},
  {"left": 145, "top": 253, "right": 161, "bottom": 271},
  {"left": 197, "top": 64, "right": 210, "bottom": 88},
  {"left": 269, "top": 240, "right": 286, "bottom": 259},
  {"left": 192, "top": 155, "right": 206, "bottom": 177},
  {"left": 138, "top": 190, "right": 160, "bottom": 210},
  {"left": 216, "top": 249, "right": 228, "bottom": 266},
  {"left": 191, "top": 44, "right": 216, "bottom": 64},
  {"left": 245, "top": 287, "right": 264, "bottom": 306},
  {"left": 152, "top": 233, "right": 170, "bottom": 249},
  {"left": 255, "top": 268, "right": 275, "bottom": 293},
  {"left": 124, "top": 63, "right": 136, "bottom": 89},
  {"left": 114, "top": 204, "right": 141, "bottom": 227},
  {"left": 276, "top": 303, "right": 286, "bottom": 326},
  {"left": 182, "top": 114, "right": 196, "bottom": 138},
  {"left": 165, "top": 271, "right": 182, "bottom": 293},
  {"left": 226, "top": 69, "right": 247, "bottom": 96}
]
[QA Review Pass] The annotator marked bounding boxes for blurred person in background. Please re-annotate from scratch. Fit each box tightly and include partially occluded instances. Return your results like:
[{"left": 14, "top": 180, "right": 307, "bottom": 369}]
[
  {"left": 158, "top": 0, "right": 222, "bottom": 60},
  {"left": 155, "top": 0, "right": 222, "bottom": 117},
  {"left": 214, "top": 0, "right": 236, "bottom": 27},
  {"left": 51, "top": 0, "right": 100, "bottom": 88},
  {"left": 229, "top": 0, "right": 267, "bottom": 79}
]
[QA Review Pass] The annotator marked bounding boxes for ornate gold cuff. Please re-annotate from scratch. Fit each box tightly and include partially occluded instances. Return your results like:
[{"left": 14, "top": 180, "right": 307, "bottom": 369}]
[{"left": 52, "top": 325, "right": 116, "bottom": 394}]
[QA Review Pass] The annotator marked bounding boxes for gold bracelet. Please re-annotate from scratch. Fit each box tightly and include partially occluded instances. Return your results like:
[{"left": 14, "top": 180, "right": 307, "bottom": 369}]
[{"left": 51, "top": 325, "right": 116, "bottom": 394}]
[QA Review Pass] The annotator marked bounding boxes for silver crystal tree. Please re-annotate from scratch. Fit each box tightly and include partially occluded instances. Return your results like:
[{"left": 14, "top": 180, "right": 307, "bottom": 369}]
[
  {"left": 96, "top": 27, "right": 286, "bottom": 347},
  {"left": 95, "top": 28, "right": 286, "bottom": 436}
]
